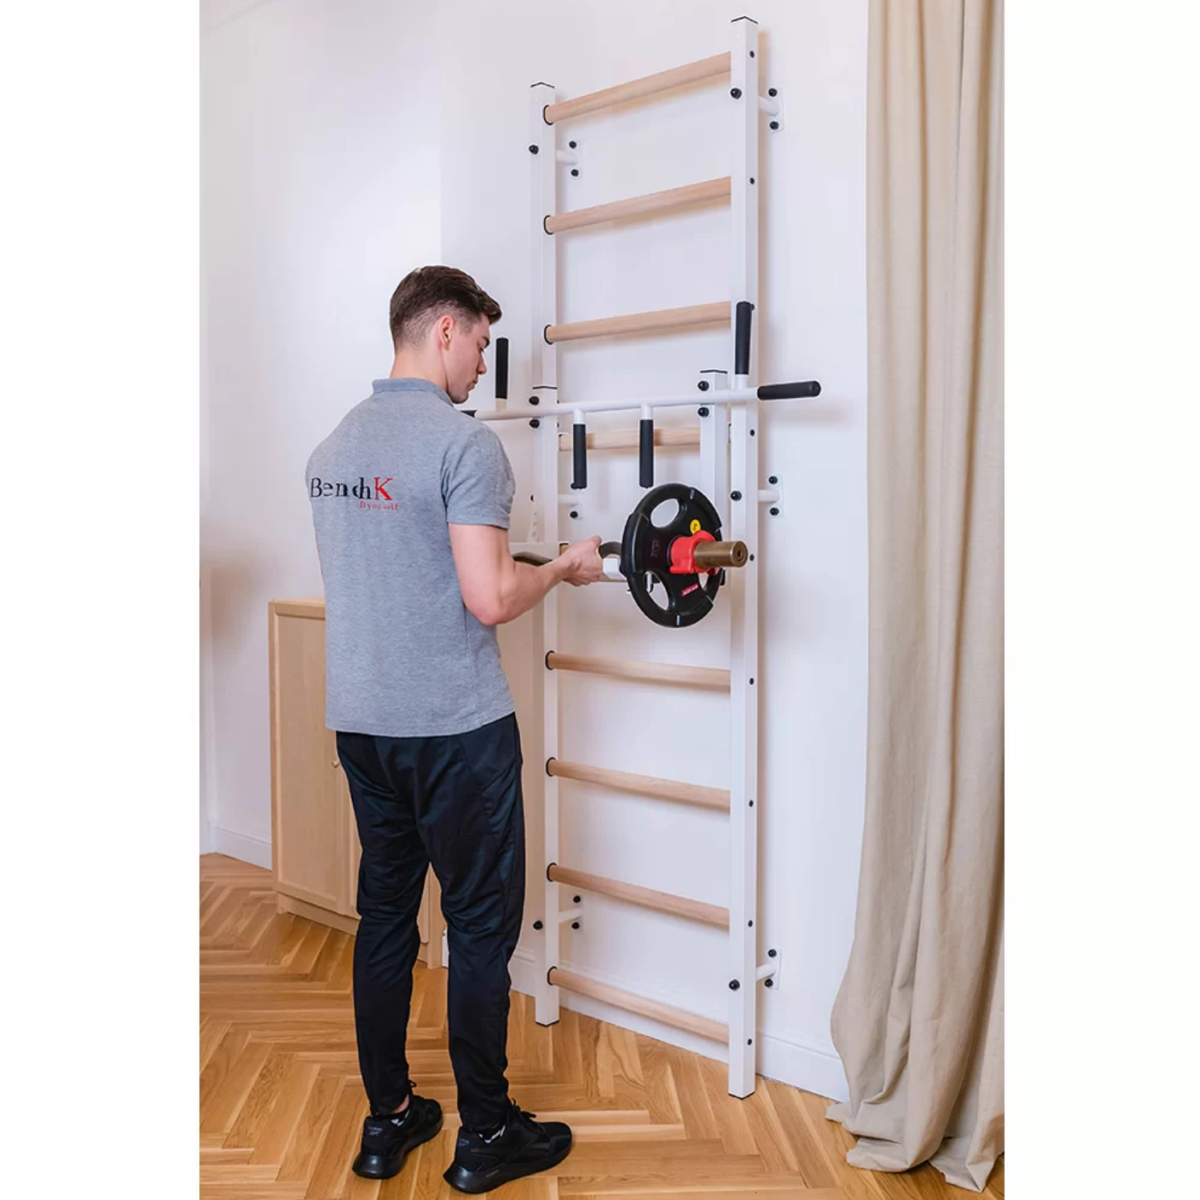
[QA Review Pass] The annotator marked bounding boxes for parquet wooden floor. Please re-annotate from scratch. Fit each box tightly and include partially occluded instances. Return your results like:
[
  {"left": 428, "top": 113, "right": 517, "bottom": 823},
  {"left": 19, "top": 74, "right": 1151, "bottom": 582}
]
[{"left": 201, "top": 854, "right": 1003, "bottom": 1199}]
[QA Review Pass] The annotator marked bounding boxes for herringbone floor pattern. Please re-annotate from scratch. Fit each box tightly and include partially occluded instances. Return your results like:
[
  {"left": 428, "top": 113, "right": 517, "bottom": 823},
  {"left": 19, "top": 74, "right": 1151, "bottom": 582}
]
[{"left": 201, "top": 855, "right": 1003, "bottom": 1199}]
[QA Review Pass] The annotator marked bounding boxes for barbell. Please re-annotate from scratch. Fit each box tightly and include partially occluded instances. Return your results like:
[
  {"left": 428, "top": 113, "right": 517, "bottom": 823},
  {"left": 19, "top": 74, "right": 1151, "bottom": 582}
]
[{"left": 515, "top": 482, "right": 747, "bottom": 628}]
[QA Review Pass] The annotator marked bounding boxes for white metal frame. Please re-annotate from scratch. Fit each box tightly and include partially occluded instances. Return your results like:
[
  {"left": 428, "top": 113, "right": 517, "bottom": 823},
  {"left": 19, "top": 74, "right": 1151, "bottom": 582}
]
[
  {"left": 481, "top": 17, "right": 782, "bottom": 1098},
  {"left": 725, "top": 14, "right": 761, "bottom": 1099},
  {"left": 528, "top": 78, "right": 562, "bottom": 1030}
]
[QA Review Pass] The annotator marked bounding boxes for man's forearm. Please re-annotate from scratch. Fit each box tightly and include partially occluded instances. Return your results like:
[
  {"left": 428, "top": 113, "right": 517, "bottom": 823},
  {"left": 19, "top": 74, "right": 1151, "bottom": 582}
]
[{"left": 495, "top": 558, "right": 566, "bottom": 624}]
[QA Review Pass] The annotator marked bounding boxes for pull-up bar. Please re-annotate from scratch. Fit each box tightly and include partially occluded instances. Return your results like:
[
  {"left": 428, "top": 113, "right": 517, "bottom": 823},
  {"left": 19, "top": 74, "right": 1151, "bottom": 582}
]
[
  {"left": 476, "top": 379, "right": 820, "bottom": 423},
  {"left": 543, "top": 52, "right": 732, "bottom": 125}
]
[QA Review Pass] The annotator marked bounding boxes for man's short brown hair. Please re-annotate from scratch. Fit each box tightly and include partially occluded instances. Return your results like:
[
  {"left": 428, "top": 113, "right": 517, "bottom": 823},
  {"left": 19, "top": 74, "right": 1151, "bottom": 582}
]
[{"left": 389, "top": 266, "right": 502, "bottom": 348}]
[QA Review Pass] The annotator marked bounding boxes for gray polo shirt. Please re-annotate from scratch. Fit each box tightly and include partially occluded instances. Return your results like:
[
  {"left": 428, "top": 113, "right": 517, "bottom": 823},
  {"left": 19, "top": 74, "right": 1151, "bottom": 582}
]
[{"left": 306, "top": 378, "right": 516, "bottom": 737}]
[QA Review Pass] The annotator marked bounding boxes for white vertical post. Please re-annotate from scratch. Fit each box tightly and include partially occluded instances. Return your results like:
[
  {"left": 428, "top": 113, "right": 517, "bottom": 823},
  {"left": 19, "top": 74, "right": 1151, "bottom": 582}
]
[
  {"left": 727, "top": 14, "right": 761, "bottom": 1098},
  {"left": 698, "top": 370, "right": 730, "bottom": 531},
  {"left": 530, "top": 81, "right": 562, "bottom": 1027}
]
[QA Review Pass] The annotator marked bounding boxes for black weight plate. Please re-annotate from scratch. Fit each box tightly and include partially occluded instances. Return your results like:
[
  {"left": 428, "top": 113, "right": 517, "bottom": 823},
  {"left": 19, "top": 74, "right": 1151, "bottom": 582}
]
[{"left": 619, "top": 483, "right": 724, "bottom": 628}]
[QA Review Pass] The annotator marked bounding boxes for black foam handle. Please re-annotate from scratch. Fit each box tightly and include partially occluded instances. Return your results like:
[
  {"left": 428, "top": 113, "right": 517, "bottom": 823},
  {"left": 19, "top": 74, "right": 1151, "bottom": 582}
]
[
  {"left": 572, "top": 421, "right": 587, "bottom": 489},
  {"left": 735, "top": 300, "right": 755, "bottom": 376},
  {"left": 494, "top": 337, "right": 509, "bottom": 400},
  {"left": 639, "top": 418, "right": 654, "bottom": 488},
  {"left": 757, "top": 380, "right": 822, "bottom": 401}
]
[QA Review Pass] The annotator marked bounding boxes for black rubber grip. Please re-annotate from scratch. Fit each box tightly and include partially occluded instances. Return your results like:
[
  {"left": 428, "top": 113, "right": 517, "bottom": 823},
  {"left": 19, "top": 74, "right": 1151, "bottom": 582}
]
[
  {"left": 735, "top": 300, "right": 755, "bottom": 376},
  {"left": 494, "top": 337, "right": 509, "bottom": 400},
  {"left": 639, "top": 418, "right": 654, "bottom": 488},
  {"left": 572, "top": 421, "right": 587, "bottom": 489},
  {"left": 757, "top": 380, "right": 822, "bottom": 401}
]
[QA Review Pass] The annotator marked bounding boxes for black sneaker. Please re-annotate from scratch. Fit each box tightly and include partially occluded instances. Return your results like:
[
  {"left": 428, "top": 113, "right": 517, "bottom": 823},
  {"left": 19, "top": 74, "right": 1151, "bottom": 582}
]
[
  {"left": 443, "top": 1098, "right": 573, "bottom": 1194},
  {"left": 351, "top": 1083, "right": 444, "bottom": 1180}
]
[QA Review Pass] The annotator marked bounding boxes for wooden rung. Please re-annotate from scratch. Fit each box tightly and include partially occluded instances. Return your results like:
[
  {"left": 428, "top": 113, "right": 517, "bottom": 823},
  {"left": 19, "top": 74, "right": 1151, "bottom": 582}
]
[
  {"left": 557, "top": 426, "right": 701, "bottom": 453},
  {"left": 543, "top": 53, "right": 732, "bottom": 125},
  {"left": 549, "top": 863, "right": 730, "bottom": 929},
  {"left": 547, "top": 652, "right": 729, "bottom": 690},
  {"left": 546, "top": 177, "right": 731, "bottom": 235},
  {"left": 549, "top": 966, "right": 728, "bottom": 1043},
  {"left": 548, "top": 758, "right": 731, "bottom": 813},
  {"left": 546, "top": 302, "right": 730, "bottom": 345}
]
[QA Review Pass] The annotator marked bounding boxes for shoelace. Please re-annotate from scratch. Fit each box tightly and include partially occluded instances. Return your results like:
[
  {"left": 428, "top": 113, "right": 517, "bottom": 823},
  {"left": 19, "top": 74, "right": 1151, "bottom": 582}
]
[{"left": 480, "top": 1100, "right": 538, "bottom": 1144}]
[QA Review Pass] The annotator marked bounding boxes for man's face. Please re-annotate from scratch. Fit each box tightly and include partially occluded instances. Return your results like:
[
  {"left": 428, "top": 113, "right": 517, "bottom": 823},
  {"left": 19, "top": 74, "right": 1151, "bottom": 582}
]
[{"left": 444, "top": 314, "right": 490, "bottom": 404}]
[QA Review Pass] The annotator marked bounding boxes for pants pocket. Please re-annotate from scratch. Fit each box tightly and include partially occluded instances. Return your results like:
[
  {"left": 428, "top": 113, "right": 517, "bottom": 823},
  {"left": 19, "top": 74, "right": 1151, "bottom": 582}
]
[
  {"left": 457, "top": 714, "right": 522, "bottom": 796},
  {"left": 453, "top": 715, "right": 525, "bottom": 934}
]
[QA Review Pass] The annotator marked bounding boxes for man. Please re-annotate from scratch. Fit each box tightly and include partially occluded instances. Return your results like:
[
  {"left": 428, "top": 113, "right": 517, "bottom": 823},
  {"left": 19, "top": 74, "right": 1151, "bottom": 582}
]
[{"left": 306, "top": 265, "right": 603, "bottom": 1193}]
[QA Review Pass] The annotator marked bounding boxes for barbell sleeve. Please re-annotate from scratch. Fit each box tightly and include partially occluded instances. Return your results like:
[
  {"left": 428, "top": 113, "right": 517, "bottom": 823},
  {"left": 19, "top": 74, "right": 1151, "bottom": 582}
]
[
  {"left": 757, "top": 380, "right": 822, "bottom": 400},
  {"left": 692, "top": 540, "right": 749, "bottom": 569}
]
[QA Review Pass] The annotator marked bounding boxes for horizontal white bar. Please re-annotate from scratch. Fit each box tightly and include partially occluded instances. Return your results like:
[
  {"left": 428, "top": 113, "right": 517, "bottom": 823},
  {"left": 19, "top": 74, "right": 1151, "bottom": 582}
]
[
  {"left": 555, "top": 149, "right": 579, "bottom": 165},
  {"left": 557, "top": 906, "right": 583, "bottom": 924},
  {"left": 756, "top": 962, "right": 777, "bottom": 982},
  {"left": 476, "top": 386, "right": 761, "bottom": 422},
  {"left": 758, "top": 489, "right": 780, "bottom": 504},
  {"left": 758, "top": 95, "right": 781, "bottom": 116}
]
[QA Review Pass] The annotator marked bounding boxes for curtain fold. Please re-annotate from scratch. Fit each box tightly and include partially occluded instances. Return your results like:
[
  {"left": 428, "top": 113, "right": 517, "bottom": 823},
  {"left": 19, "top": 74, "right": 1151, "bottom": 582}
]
[{"left": 826, "top": 0, "right": 1004, "bottom": 1191}]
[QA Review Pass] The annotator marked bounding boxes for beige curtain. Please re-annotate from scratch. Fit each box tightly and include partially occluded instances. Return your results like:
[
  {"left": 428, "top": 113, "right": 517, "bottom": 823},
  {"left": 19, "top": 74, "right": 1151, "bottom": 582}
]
[{"left": 826, "top": 0, "right": 1003, "bottom": 1192}]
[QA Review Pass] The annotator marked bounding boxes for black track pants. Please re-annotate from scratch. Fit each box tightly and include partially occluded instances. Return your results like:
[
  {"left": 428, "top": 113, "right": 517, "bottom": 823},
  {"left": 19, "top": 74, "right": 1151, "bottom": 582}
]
[{"left": 336, "top": 712, "right": 526, "bottom": 1131}]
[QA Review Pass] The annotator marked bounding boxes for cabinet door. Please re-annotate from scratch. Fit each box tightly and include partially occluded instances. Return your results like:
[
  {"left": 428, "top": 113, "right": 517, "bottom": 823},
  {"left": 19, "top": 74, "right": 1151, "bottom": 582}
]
[{"left": 271, "top": 609, "right": 347, "bottom": 913}]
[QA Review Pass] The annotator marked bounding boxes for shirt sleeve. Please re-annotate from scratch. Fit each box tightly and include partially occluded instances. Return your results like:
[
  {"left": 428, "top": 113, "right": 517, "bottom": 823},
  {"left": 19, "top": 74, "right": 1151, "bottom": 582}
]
[{"left": 443, "top": 424, "right": 516, "bottom": 529}]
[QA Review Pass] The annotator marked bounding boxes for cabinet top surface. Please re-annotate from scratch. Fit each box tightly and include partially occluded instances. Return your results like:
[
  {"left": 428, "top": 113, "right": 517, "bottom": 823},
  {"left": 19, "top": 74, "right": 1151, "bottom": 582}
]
[{"left": 270, "top": 597, "right": 326, "bottom": 617}]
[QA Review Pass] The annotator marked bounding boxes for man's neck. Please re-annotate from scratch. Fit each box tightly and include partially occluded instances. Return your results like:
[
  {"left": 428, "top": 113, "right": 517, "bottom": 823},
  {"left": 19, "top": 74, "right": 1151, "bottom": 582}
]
[{"left": 388, "top": 353, "right": 447, "bottom": 392}]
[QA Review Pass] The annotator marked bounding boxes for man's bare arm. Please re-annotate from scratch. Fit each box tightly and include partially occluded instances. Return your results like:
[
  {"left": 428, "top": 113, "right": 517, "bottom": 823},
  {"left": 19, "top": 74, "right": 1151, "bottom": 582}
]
[{"left": 449, "top": 525, "right": 603, "bottom": 626}]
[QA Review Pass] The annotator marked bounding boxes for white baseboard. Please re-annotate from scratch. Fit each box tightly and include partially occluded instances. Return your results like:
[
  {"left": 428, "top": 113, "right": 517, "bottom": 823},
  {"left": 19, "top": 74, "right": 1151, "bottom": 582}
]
[
  {"left": 757, "top": 1028, "right": 848, "bottom": 1103},
  {"left": 200, "top": 819, "right": 215, "bottom": 856},
  {"left": 509, "top": 947, "right": 847, "bottom": 1103},
  {"left": 212, "top": 826, "right": 273, "bottom": 870}
]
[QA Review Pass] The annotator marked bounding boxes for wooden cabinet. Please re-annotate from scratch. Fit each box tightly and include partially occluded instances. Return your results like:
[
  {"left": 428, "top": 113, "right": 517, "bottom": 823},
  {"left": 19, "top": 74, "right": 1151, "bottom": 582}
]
[{"left": 268, "top": 599, "right": 444, "bottom": 967}]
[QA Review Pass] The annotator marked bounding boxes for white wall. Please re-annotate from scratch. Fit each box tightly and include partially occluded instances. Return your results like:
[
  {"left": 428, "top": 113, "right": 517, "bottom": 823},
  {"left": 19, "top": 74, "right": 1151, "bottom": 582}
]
[
  {"left": 200, "top": 0, "right": 442, "bottom": 865},
  {"left": 201, "top": 0, "right": 867, "bottom": 1102}
]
